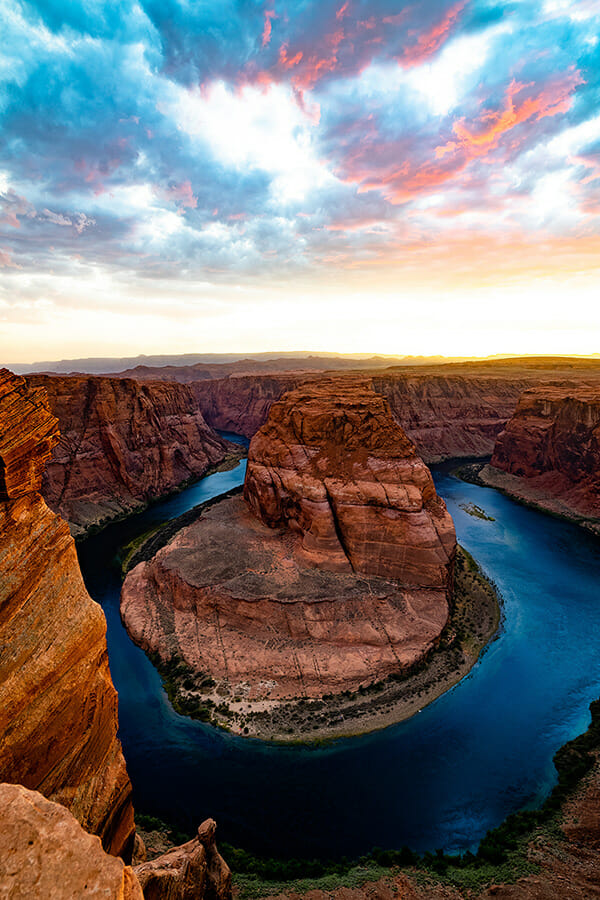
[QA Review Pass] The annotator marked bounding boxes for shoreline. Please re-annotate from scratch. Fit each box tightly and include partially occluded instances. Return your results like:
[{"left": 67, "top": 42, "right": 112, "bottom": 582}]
[
  {"left": 150, "top": 545, "right": 502, "bottom": 743},
  {"left": 76, "top": 445, "right": 247, "bottom": 547},
  {"left": 456, "top": 461, "right": 600, "bottom": 537}
]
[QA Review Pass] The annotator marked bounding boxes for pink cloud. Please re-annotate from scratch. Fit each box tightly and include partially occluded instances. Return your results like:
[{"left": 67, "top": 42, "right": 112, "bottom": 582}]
[
  {"left": 163, "top": 180, "right": 198, "bottom": 211},
  {"left": 262, "top": 8, "right": 277, "bottom": 47},
  {"left": 399, "top": 0, "right": 467, "bottom": 68},
  {"left": 0, "top": 249, "right": 20, "bottom": 268}
]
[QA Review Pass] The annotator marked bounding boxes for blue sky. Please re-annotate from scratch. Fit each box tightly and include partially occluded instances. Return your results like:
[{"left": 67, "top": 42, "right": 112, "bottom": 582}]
[{"left": 1, "top": 0, "right": 600, "bottom": 362}]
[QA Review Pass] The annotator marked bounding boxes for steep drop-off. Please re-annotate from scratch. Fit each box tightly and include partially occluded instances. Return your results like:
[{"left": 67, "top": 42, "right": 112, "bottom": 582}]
[
  {"left": 121, "top": 379, "right": 454, "bottom": 708},
  {"left": 26, "top": 374, "right": 230, "bottom": 535},
  {"left": 0, "top": 369, "right": 135, "bottom": 858},
  {"left": 479, "top": 385, "right": 600, "bottom": 530}
]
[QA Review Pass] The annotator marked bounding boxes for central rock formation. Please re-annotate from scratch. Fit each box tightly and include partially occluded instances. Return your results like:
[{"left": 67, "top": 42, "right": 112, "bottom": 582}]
[
  {"left": 244, "top": 378, "right": 455, "bottom": 587},
  {"left": 27, "top": 374, "right": 231, "bottom": 536},
  {"left": 0, "top": 369, "right": 135, "bottom": 858},
  {"left": 121, "top": 379, "right": 455, "bottom": 705}
]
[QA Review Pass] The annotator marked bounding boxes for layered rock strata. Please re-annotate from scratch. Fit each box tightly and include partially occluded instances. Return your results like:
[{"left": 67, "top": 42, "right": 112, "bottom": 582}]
[
  {"left": 244, "top": 378, "right": 455, "bottom": 586},
  {"left": 191, "top": 362, "right": 600, "bottom": 462},
  {"left": 26, "top": 374, "right": 230, "bottom": 535},
  {"left": 121, "top": 379, "right": 455, "bottom": 702},
  {"left": 480, "top": 385, "right": 600, "bottom": 530},
  {"left": 0, "top": 369, "right": 134, "bottom": 858}
]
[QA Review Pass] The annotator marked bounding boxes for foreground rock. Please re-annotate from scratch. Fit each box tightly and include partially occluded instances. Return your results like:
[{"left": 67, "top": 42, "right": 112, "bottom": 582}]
[
  {"left": 479, "top": 385, "right": 600, "bottom": 532},
  {"left": 27, "top": 374, "right": 231, "bottom": 535},
  {"left": 121, "top": 379, "right": 454, "bottom": 714},
  {"left": 135, "top": 818, "right": 231, "bottom": 900},
  {"left": 0, "top": 369, "right": 134, "bottom": 857},
  {"left": 0, "top": 783, "right": 143, "bottom": 899}
]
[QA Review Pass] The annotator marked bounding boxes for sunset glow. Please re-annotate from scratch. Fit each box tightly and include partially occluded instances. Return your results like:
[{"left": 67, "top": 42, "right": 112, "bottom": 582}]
[{"left": 1, "top": 0, "right": 599, "bottom": 363}]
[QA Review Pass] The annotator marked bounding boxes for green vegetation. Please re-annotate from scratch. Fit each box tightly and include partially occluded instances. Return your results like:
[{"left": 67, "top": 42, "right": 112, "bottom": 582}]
[
  {"left": 459, "top": 501, "right": 495, "bottom": 521},
  {"left": 148, "top": 651, "right": 219, "bottom": 724},
  {"left": 118, "top": 523, "right": 165, "bottom": 574}
]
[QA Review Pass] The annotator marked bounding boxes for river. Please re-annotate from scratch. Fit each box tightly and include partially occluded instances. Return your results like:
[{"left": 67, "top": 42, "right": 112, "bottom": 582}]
[{"left": 77, "top": 458, "right": 600, "bottom": 860}]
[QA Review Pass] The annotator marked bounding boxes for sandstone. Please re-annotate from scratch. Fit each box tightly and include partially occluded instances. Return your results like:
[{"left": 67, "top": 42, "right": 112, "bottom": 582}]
[
  {"left": 483, "top": 385, "right": 600, "bottom": 529},
  {"left": 26, "top": 374, "right": 230, "bottom": 535},
  {"left": 0, "top": 783, "right": 143, "bottom": 900},
  {"left": 244, "top": 378, "right": 455, "bottom": 587},
  {"left": 121, "top": 378, "right": 454, "bottom": 702},
  {"left": 134, "top": 818, "right": 231, "bottom": 900},
  {"left": 0, "top": 370, "right": 134, "bottom": 858}
]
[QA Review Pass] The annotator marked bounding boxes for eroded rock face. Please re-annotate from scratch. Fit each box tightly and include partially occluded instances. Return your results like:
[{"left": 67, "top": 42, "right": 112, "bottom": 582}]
[
  {"left": 121, "top": 378, "right": 454, "bottom": 701},
  {"left": 244, "top": 378, "right": 455, "bottom": 588},
  {"left": 372, "top": 373, "right": 534, "bottom": 463},
  {"left": 483, "top": 385, "right": 600, "bottom": 527},
  {"left": 134, "top": 818, "right": 231, "bottom": 900},
  {"left": 192, "top": 375, "right": 309, "bottom": 439},
  {"left": 0, "top": 369, "right": 134, "bottom": 858},
  {"left": 26, "top": 374, "right": 230, "bottom": 535},
  {"left": 0, "top": 783, "right": 143, "bottom": 900}
]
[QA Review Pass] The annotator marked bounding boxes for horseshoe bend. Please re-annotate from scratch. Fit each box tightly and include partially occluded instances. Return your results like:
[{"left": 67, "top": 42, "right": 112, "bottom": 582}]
[{"left": 120, "top": 378, "right": 497, "bottom": 737}]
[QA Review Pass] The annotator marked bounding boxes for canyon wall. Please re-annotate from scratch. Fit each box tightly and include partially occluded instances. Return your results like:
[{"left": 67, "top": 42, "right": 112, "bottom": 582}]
[
  {"left": 192, "top": 362, "right": 600, "bottom": 462},
  {"left": 372, "top": 373, "right": 534, "bottom": 462},
  {"left": 27, "top": 374, "right": 230, "bottom": 535},
  {"left": 480, "top": 385, "right": 600, "bottom": 529},
  {"left": 0, "top": 369, "right": 135, "bottom": 857}
]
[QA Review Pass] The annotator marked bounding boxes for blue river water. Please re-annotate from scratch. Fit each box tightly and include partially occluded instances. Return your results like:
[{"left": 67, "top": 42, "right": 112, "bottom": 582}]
[{"left": 77, "top": 459, "right": 600, "bottom": 860}]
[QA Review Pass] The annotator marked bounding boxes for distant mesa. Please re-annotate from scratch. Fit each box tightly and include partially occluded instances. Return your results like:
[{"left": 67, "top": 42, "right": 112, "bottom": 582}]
[{"left": 121, "top": 377, "right": 456, "bottom": 713}]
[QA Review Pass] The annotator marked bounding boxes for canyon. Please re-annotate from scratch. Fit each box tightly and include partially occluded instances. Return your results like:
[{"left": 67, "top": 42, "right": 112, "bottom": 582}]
[
  {"left": 121, "top": 378, "right": 455, "bottom": 712},
  {"left": 0, "top": 368, "right": 135, "bottom": 858},
  {"left": 183, "top": 358, "right": 600, "bottom": 462},
  {"left": 26, "top": 374, "right": 232, "bottom": 536},
  {"left": 475, "top": 385, "right": 600, "bottom": 532}
]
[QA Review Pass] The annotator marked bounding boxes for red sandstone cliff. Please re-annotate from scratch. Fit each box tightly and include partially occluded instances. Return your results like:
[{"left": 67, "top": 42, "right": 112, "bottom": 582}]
[
  {"left": 121, "top": 379, "right": 454, "bottom": 703},
  {"left": 0, "top": 369, "right": 135, "bottom": 858},
  {"left": 244, "top": 378, "right": 455, "bottom": 587},
  {"left": 27, "top": 374, "right": 231, "bottom": 535},
  {"left": 481, "top": 385, "right": 600, "bottom": 529}
]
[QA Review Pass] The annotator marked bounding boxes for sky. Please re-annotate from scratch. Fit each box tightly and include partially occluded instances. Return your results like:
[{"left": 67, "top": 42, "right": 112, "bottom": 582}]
[{"left": 1, "top": 0, "right": 600, "bottom": 364}]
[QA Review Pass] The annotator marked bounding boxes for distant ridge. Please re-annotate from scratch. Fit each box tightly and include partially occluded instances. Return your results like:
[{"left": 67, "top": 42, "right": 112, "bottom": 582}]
[
  {"left": 8, "top": 351, "right": 469, "bottom": 375},
  {"left": 7, "top": 351, "right": 600, "bottom": 377}
]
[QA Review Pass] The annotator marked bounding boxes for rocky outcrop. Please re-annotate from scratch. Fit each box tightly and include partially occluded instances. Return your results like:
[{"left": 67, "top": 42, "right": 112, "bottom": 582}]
[
  {"left": 121, "top": 379, "right": 454, "bottom": 704},
  {"left": 26, "top": 374, "right": 230, "bottom": 535},
  {"left": 0, "top": 369, "right": 135, "bottom": 858},
  {"left": 481, "top": 385, "right": 600, "bottom": 530},
  {"left": 135, "top": 819, "right": 231, "bottom": 900},
  {"left": 244, "top": 378, "right": 455, "bottom": 587},
  {"left": 0, "top": 783, "right": 143, "bottom": 899}
]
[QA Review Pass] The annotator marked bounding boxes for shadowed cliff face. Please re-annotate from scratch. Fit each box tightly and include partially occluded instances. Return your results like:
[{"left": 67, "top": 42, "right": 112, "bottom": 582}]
[
  {"left": 25, "top": 375, "right": 230, "bottom": 536},
  {"left": 192, "top": 371, "right": 543, "bottom": 462},
  {"left": 121, "top": 378, "right": 454, "bottom": 701},
  {"left": 0, "top": 368, "right": 135, "bottom": 858},
  {"left": 244, "top": 378, "right": 456, "bottom": 589},
  {"left": 481, "top": 385, "right": 600, "bottom": 527}
]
